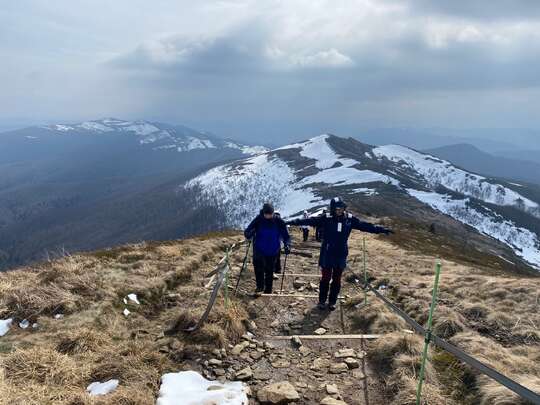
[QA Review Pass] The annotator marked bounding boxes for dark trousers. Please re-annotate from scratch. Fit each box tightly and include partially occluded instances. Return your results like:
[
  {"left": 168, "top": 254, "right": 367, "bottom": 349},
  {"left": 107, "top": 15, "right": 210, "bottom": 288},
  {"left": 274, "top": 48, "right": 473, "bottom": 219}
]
[
  {"left": 319, "top": 267, "right": 344, "bottom": 305},
  {"left": 254, "top": 254, "right": 278, "bottom": 293},
  {"left": 274, "top": 250, "right": 282, "bottom": 273},
  {"left": 302, "top": 228, "right": 309, "bottom": 242}
]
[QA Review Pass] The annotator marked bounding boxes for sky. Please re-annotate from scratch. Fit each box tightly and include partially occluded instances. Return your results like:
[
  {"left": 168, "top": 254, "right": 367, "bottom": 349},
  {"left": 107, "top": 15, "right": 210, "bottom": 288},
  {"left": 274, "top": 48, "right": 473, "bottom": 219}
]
[{"left": 2, "top": 0, "right": 540, "bottom": 143}]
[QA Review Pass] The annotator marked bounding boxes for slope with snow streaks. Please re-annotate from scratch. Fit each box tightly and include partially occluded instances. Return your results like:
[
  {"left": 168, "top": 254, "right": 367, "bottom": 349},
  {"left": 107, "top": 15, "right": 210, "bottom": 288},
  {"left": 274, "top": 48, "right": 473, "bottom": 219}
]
[
  {"left": 39, "top": 119, "right": 264, "bottom": 155},
  {"left": 185, "top": 154, "right": 321, "bottom": 228},
  {"left": 408, "top": 190, "right": 540, "bottom": 268},
  {"left": 373, "top": 145, "right": 540, "bottom": 217}
]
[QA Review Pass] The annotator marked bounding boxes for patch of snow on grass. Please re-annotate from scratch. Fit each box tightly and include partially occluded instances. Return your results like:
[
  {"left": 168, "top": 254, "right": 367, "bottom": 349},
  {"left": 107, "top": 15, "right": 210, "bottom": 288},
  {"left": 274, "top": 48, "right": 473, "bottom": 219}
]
[
  {"left": 87, "top": 380, "right": 119, "bottom": 396},
  {"left": 156, "top": 371, "right": 248, "bottom": 405},
  {"left": 127, "top": 293, "right": 140, "bottom": 305},
  {"left": 78, "top": 121, "right": 114, "bottom": 132},
  {"left": 19, "top": 319, "right": 30, "bottom": 329},
  {"left": 123, "top": 122, "right": 159, "bottom": 136},
  {"left": 123, "top": 308, "right": 130, "bottom": 317},
  {"left": 407, "top": 189, "right": 540, "bottom": 269},
  {"left": 302, "top": 167, "right": 398, "bottom": 187},
  {"left": 278, "top": 134, "right": 357, "bottom": 169},
  {"left": 0, "top": 318, "right": 13, "bottom": 336}
]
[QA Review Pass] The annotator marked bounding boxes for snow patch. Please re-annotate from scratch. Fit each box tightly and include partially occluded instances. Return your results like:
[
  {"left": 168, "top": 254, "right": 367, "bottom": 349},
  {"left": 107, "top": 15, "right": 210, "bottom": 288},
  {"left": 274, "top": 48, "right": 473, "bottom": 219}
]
[
  {"left": 156, "top": 371, "right": 248, "bottom": 405},
  {"left": 127, "top": 293, "right": 140, "bottom": 305},
  {"left": 78, "top": 121, "right": 114, "bottom": 132},
  {"left": 87, "top": 380, "right": 119, "bottom": 396},
  {"left": 374, "top": 145, "right": 540, "bottom": 216},
  {"left": 123, "top": 308, "right": 131, "bottom": 317},
  {"left": 19, "top": 319, "right": 30, "bottom": 329},
  {"left": 407, "top": 189, "right": 540, "bottom": 269},
  {"left": 0, "top": 318, "right": 13, "bottom": 336}
]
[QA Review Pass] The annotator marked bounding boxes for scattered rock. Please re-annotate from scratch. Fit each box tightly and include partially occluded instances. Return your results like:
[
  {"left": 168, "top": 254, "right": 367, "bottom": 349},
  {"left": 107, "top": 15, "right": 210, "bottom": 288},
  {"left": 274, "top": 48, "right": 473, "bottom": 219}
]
[
  {"left": 231, "top": 341, "right": 250, "bottom": 355},
  {"left": 352, "top": 369, "right": 366, "bottom": 379},
  {"left": 299, "top": 346, "right": 311, "bottom": 356},
  {"left": 314, "top": 328, "right": 327, "bottom": 335},
  {"left": 293, "top": 279, "right": 305, "bottom": 289},
  {"left": 208, "top": 358, "right": 223, "bottom": 366},
  {"left": 214, "top": 368, "right": 226, "bottom": 376},
  {"left": 250, "top": 351, "right": 264, "bottom": 360},
  {"left": 311, "top": 358, "right": 330, "bottom": 370},
  {"left": 320, "top": 396, "right": 348, "bottom": 405},
  {"left": 258, "top": 381, "right": 300, "bottom": 404},
  {"left": 291, "top": 336, "right": 302, "bottom": 348},
  {"left": 344, "top": 357, "right": 359, "bottom": 369},
  {"left": 271, "top": 359, "right": 291, "bottom": 368},
  {"left": 245, "top": 319, "right": 258, "bottom": 333},
  {"left": 329, "top": 363, "right": 349, "bottom": 374},
  {"left": 235, "top": 366, "right": 253, "bottom": 380},
  {"left": 270, "top": 319, "right": 280, "bottom": 328},
  {"left": 334, "top": 348, "right": 355, "bottom": 358},
  {"left": 325, "top": 384, "right": 339, "bottom": 395}
]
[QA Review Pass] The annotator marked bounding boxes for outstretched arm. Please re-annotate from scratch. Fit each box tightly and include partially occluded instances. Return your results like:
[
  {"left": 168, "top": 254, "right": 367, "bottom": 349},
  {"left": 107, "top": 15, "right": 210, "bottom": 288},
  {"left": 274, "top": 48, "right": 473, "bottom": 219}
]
[
  {"left": 278, "top": 219, "right": 291, "bottom": 248},
  {"left": 351, "top": 216, "right": 392, "bottom": 234}
]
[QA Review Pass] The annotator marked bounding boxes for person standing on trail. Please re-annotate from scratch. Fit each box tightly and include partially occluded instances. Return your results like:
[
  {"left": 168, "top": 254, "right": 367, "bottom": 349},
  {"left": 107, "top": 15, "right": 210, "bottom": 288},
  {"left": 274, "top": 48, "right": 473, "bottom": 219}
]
[
  {"left": 244, "top": 203, "right": 291, "bottom": 296},
  {"left": 302, "top": 210, "right": 310, "bottom": 242},
  {"left": 287, "top": 197, "right": 392, "bottom": 311}
]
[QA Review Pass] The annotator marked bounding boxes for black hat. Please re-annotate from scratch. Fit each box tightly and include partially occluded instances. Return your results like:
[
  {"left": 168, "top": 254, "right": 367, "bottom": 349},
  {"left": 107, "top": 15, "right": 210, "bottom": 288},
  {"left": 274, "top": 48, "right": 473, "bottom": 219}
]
[
  {"left": 330, "top": 197, "right": 347, "bottom": 212},
  {"left": 262, "top": 202, "right": 274, "bottom": 215}
]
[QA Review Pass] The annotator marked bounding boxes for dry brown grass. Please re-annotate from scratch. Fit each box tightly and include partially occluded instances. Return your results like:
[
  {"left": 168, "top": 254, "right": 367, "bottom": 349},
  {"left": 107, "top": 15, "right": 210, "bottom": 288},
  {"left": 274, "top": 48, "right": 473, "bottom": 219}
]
[
  {"left": 0, "top": 233, "right": 244, "bottom": 404},
  {"left": 346, "top": 230, "right": 540, "bottom": 404}
]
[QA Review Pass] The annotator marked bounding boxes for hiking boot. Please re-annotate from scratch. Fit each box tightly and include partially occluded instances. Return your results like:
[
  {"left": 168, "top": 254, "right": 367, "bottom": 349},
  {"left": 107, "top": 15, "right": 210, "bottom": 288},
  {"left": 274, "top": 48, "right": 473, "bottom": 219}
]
[
  {"left": 272, "top": 274, "right": 279, "bottom": 280},
  {"left": 317, "top": 302, "right": 327, "bottom": 310},
  {"left": 254, "top": 289, "right": 263, "bottom": 297},
  {"left": 328, "top": 304, "right": 337, "bottom": 311}
]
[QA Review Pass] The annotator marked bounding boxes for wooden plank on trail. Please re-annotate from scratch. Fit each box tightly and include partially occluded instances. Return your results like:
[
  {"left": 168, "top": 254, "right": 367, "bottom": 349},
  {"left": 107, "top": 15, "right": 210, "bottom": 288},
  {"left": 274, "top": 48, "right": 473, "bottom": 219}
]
[
  {"left": 280, "top": 273, "right": 321, "bottom": 278},
  {"left": 259, "top": 293, "right": 344, "bottom": 299},
  {"left": 265, "top": 334, "right": 381, "bottom": 340}
]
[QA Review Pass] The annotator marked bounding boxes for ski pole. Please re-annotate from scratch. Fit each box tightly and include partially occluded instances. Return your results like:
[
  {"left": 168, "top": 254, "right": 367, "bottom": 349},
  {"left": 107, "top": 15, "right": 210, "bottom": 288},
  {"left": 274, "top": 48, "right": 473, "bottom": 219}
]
[
  {"left": 234, "top": 239, "right": 252, "bottom": 297},
  {"left": 279, "top": 251, "right": 289, "bottom": 293}
]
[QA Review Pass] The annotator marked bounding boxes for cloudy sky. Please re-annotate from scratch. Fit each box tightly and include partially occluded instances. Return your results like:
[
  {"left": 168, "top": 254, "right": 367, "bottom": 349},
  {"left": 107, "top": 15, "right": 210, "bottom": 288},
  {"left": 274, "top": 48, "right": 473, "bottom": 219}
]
[{"left": 2, "top": 1, "right": 540, "bottom": 142}]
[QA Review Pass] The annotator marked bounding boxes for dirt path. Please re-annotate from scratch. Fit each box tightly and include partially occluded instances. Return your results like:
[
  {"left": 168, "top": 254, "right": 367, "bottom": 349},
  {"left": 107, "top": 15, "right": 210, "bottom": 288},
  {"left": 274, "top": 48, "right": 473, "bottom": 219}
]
[{"left": 226, "top": 229, "right": 387, "bottom": 404}]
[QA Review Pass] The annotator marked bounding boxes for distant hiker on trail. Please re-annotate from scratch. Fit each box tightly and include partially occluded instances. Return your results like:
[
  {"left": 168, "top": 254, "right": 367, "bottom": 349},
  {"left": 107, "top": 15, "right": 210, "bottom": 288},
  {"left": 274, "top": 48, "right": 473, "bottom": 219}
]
[
  {"left": 287, "top": 197, "right": 392, "bottom": 311},
  {"left": 244, "top": 203, "right": 291, "bottom": 296},
  {"left": 302, "top": 211, "right": 310, "bottom": 242}
]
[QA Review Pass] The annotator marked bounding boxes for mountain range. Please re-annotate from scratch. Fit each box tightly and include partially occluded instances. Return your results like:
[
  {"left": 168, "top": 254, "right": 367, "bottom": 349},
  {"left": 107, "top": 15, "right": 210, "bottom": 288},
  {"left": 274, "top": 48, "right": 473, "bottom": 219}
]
[{"left": 186, "top": 134, "right": 540, "bottom": 272}]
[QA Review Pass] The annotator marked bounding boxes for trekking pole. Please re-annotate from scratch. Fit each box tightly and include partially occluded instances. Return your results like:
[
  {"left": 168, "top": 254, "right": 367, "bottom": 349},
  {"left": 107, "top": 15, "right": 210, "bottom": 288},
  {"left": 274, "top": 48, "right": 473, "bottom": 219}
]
[
  {"left": 234, "top": 239, "right": 252, "bottom": 297},
  {"left": 416, "top": 260, "right": 442, "bottom": 405},
  {"left": 223, "top": 248, "right": 230, "bottom": 309},
  {"left": 279, "top": 252, "right": 289, "bottom": 294}
]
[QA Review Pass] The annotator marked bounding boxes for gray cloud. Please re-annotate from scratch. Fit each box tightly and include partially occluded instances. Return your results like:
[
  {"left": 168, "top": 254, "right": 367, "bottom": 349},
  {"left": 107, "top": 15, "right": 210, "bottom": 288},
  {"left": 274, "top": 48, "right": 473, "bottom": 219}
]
[{"left": 2, "top": 0, "right": 540, "bottom": 144}]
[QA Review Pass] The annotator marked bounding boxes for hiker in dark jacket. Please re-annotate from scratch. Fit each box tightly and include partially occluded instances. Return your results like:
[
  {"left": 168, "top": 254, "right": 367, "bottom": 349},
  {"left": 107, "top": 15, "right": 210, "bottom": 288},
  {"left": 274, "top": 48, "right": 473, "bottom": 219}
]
[
  {"left": 287, "top": 197, "right": 392, "bottom": 310},
  {"left": 245, "top": 203, "right": 291, "bottom": 295}
]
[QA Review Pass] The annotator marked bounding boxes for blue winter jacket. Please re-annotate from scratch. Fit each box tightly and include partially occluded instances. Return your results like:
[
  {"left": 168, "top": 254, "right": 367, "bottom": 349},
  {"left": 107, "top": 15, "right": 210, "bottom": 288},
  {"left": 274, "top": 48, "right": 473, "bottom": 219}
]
[
  {"left": 244, "top": 212, "right": 291, "bottom": 257},
  {"left": 290, "top": 212, "right": 389, "bottom": 269}
]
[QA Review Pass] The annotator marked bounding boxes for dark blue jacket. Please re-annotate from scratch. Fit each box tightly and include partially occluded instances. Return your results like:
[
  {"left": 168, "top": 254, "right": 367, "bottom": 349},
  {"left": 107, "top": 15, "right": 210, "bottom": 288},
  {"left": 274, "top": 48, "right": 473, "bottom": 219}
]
[
  {"left": 244, "top": 212, "right": 291, "bottom": 257},
  {"left": 290, "top": 212, "right": 389, "bottom": 269}
]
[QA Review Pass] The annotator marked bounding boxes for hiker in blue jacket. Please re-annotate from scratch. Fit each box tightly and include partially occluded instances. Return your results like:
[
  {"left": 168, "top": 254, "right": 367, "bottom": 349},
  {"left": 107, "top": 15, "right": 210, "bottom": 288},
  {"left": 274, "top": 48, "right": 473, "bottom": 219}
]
[
  {"left": 287, "top": 197, "right": 392, "bottom": 310},
  {"left": 245, "top": 203, "right": 291, "bottom": 296}
]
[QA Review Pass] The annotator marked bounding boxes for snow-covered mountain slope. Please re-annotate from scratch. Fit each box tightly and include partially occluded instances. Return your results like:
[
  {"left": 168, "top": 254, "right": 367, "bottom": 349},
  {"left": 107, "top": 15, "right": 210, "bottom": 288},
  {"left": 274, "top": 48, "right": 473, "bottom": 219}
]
[
  {"left": 38, "top": 118, "right": 266, "bottom": 154},
  {"left": 185, "top": 134, "right": 540, "bottom": 269}
]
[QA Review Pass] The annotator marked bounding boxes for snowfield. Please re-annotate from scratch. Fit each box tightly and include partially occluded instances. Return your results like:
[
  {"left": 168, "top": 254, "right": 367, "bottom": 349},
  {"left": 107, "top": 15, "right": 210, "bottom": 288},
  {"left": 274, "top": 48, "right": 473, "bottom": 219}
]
[
  {"left": 373, "top": 145, "right": 540, "bottom": 217},
  {"left": 186, "top": 133, "right": 540, "bottom": 270},
  {"left": 407, "top": 190, "right": 540, "bottom": 268}
]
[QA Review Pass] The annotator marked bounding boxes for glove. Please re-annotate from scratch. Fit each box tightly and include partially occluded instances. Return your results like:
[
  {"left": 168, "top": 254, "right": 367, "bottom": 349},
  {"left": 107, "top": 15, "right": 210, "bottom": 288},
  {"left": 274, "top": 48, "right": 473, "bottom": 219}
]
[
  {"left": 244, "top": 230, "right": 255, "bottom": 240},
  {"left": 283, "top": 245, "right": 291, "bottom": 255}
]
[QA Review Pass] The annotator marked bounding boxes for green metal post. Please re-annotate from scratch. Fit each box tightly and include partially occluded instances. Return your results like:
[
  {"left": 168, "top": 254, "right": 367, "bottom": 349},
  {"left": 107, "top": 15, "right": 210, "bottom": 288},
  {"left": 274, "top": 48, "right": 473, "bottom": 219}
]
[
  {"left": 363, "top": 237, "right": 367, "bottom": 305},
  {"left": 416, "top": 261, "right": 442, "bottom": 405}
]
